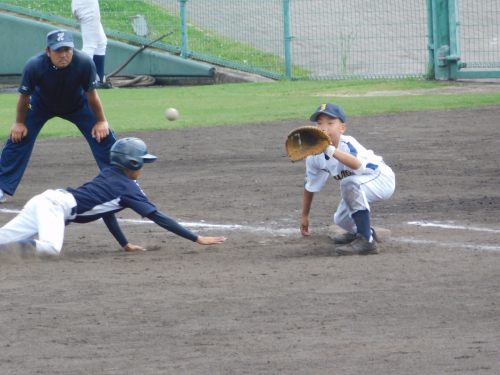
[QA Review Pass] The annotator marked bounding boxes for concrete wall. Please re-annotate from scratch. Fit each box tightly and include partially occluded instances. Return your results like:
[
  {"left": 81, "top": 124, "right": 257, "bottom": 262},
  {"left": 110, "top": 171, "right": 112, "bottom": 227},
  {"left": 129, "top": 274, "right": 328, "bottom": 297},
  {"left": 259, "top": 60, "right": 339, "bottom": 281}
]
[{"left": 0, "top": 12, "right": 214, "bottom": 78}]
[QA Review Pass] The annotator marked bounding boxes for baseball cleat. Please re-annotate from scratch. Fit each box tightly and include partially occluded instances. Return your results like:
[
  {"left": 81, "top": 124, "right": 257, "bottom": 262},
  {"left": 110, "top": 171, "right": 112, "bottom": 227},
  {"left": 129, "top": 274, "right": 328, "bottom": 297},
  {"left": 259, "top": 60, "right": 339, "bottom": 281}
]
[
  {"left": 336, "top": 233, "right": 379, "bottom": 256},
  {"left": 0, "top": 189, "right": 6, "bottom": 203},
  {"left": 19, "top": 240, "right": 37, "bottom": 258},
  {"left": 333, "top": 231, "right": 357, "bottom": 244},
  {"left": 0, "top": 240, "right": 37, "bottom": 258}
]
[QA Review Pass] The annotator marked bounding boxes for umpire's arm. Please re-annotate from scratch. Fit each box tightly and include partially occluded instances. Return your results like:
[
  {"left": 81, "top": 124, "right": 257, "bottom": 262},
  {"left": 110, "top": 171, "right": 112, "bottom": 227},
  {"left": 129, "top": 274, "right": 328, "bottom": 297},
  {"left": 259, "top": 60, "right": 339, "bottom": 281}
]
[
  {"left": 86, "top": 89, "right": 109, "bottom": 143},
  {"left": 10, "top": 93, "right": 30, "bottom": 143}
]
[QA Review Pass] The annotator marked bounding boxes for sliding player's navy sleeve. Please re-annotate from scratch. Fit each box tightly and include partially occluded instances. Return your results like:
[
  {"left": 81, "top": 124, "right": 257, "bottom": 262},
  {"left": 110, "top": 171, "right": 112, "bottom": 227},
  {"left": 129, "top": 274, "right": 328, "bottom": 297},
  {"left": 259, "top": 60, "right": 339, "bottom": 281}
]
[
  {"left": 102, "top": 214, "right": 128, "bottom": 247},
  {"left": 146, "top": 211, "right": 198, "bottom": 242}
]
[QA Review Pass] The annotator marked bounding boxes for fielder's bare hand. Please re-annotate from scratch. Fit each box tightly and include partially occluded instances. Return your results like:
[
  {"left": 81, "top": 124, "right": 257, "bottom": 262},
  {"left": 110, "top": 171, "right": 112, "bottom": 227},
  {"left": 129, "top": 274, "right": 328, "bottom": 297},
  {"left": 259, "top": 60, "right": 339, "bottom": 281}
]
[
  {"left": 123, "top": 243, "right": 147, "bottom": 252},
  {"left": 300, "top": 217, "right": 311, "bottom": 236},
  {"left": 196, "top": 236, "right": 227, "bottom": 245},
  {"left": 10, "top": 123, "right": 28, "bottom": 143},
  {"left": 91, "top": 121, "right": 110, "bottom": 142}
]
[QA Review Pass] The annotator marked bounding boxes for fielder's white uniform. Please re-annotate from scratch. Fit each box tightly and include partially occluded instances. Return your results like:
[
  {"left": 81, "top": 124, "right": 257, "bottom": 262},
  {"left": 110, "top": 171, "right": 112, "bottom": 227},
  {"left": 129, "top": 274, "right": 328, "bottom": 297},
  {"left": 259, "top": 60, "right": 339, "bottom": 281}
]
[
  {"left": 72, "top": 0, "right": 107, "bottom": 58},
  {"left": 305, "top": 135, "right": 395, "bottom": 233}
]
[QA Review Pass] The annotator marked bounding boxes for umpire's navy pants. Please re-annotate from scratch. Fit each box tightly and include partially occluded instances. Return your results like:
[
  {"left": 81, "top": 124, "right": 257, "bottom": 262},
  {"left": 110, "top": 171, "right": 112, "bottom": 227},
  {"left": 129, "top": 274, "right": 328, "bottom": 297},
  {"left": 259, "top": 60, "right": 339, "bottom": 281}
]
[{"left": 0, "top": 99, "right": 117, "bottom": 196}]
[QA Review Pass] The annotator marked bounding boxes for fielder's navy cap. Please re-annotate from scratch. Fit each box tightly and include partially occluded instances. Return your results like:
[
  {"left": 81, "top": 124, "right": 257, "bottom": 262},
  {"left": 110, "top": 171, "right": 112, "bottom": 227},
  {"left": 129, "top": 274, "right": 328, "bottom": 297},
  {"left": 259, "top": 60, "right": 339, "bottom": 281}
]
[
  {"left": 310, "top": 103, "right": 346, "bottom": 123},
  {"left": 47, "top": 30, "right": 74, "bottom": 50}
]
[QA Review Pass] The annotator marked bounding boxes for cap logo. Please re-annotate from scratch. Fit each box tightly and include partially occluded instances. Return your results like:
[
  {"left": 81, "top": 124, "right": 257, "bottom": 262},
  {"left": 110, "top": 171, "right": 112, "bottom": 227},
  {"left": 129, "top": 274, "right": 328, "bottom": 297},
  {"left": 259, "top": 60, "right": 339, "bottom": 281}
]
[
  {"left": 320, "top": 104, "right": 327, "bottom": 111},
  {"left": 57, "top": 32, "right": 65, "bottom": 42}
]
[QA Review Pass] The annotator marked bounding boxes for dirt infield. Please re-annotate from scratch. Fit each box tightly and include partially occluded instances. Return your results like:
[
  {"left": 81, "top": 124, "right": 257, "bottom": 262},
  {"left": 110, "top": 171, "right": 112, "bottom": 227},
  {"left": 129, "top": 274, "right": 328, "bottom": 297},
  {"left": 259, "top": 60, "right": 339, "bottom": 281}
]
[{"left": 0, "top": 105, "right": 499, "bottom": 374}]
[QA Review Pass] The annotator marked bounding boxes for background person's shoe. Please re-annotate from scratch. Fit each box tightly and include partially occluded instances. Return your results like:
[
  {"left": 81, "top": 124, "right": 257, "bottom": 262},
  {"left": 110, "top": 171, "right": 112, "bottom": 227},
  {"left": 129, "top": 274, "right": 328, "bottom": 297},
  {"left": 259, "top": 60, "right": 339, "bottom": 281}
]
[
  {"left": 333, "top": 231, "right": 357, "bottom": 244},
  {"left": 0, "top": 189, "right": 6, "bottom": 203},
  {"left": 336, "top": 234, "right": 379, "bottom": 256},
  {"left": 97, "top": 81, "right": 113, "bottom": 89}
]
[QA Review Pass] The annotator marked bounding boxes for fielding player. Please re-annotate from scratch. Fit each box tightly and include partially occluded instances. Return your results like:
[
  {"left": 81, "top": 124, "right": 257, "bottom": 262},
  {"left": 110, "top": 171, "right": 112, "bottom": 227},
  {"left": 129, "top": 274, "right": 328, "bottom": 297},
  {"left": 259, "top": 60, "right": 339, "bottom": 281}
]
[
  {"left": 0, "top": 30, "right": 117, "bottom": 203},
  {"left": 300, "top": 103, "right": 396, "bottom": 255},
  {"left": 0, "top": 138, "right": 226, "bottom": 257}
]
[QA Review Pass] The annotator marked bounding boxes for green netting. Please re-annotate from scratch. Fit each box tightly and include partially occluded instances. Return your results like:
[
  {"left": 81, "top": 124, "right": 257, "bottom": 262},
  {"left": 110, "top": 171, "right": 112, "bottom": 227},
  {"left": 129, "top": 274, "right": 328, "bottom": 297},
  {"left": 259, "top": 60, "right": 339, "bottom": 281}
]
[
  {"left": 1, "top": 0, "right": 498, "bottom": 80},
  {"left": 458, "top": 0, "right": 500, "bottom": 69}
]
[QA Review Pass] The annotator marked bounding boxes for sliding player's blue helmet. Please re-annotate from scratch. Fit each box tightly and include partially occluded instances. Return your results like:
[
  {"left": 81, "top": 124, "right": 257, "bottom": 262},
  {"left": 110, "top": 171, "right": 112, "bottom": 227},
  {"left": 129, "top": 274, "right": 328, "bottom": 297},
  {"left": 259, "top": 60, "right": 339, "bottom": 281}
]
[{"left": 110, "top": 137, "right": 157, "bottom": 171}]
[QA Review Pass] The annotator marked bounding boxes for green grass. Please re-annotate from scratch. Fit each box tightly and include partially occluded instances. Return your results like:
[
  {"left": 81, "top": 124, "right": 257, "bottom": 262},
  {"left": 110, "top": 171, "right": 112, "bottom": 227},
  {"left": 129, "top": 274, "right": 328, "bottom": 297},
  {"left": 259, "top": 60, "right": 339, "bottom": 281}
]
[{"left": 1, "top": 79, "right": 500, "bottom": 139}]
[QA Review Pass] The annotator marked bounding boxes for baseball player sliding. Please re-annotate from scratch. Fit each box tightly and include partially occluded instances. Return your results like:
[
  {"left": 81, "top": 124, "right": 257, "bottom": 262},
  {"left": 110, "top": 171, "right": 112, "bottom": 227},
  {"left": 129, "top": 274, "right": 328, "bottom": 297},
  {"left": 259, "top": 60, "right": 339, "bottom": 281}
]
[
  {"left": 0, "top": 30, "right": 117, "bottom": 204},
  {"left": 300, "top": 103, "right": 396, "bottom": 255},
  {"left": 0, "top": 138, "right": 226, "bottom": 257}
]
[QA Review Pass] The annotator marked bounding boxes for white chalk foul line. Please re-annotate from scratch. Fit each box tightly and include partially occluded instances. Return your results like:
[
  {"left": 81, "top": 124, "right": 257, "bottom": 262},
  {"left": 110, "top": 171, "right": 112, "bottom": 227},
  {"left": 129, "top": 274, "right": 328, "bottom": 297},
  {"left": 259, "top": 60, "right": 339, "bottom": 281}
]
[
  {"left": 0, "top": 209, "right": 21, "bottom": 214},
  {"left": 121, "top": 218, "right": 244, "bottom": 229},
  {"left": 408, "top": 221, "right": 500, "bottom": 233},
  {"left": 1, "top": 209, "right": 498, "bottom": 240},
  {"left": 0, "top": 208, "right": 294, "bottom": 234},
  {"left": 403, "top": 221, "right": 500, "bottom": 252},
  {"left": 119, "top": 218, "right": 296, "bottom": 234},
  {"left": 393, "top": 237, "right": 500, "bottom": 252}
]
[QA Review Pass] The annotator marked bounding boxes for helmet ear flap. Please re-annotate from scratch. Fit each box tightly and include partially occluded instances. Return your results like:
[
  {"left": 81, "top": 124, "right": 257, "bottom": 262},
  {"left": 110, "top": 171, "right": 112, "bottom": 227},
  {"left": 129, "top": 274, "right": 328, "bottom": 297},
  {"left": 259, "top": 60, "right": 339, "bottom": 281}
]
[{"left": 110, "top": 152, "right": 144, "bottom": 171}]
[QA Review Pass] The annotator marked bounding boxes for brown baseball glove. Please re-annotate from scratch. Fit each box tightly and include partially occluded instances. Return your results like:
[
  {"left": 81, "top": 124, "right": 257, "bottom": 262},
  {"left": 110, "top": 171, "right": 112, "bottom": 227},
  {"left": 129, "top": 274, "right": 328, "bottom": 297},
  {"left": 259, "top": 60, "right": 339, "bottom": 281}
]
[{"left": 285, "top": 126, "right": 332, "bottom": 162}]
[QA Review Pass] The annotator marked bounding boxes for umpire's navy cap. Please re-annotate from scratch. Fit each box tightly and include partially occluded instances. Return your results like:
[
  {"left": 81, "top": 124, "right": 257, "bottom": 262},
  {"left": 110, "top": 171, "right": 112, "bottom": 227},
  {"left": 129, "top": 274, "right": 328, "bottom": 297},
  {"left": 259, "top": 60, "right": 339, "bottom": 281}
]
[
  {"left": 47, "top": 30, "right": 74, "bottom": 50},
  {"left": 310, "top": 103, "right": 346, "bottom": 123}
]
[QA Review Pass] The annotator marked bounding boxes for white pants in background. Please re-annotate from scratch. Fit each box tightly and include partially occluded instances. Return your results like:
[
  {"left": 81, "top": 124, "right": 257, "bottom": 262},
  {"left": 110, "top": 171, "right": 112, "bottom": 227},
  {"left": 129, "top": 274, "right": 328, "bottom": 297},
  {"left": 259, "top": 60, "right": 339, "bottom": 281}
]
[
  {"left": 0, "top": 190, "right": 77, "bottom": 256},
  {"left": 72, "top": 0, "right": 107, "bottom": 57}
]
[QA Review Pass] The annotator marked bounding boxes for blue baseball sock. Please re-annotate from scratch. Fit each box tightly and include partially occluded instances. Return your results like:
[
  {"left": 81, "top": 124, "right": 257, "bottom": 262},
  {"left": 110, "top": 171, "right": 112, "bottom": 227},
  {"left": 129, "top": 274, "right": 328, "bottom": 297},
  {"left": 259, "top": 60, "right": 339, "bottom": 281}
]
[
  {"left": 352, "top": 209, "right": 371, "bottom": 241},
  {"left": 93, "top": 54, "right": 106, "bottom": 83}
]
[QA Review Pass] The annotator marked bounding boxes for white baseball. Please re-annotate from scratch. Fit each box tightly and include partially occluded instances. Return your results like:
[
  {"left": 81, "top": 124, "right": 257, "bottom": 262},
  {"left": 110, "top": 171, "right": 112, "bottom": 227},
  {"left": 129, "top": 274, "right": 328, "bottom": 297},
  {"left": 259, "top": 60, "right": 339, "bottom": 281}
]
[{"left": 165, "top": 108, "right": 179, "bottom": 121}]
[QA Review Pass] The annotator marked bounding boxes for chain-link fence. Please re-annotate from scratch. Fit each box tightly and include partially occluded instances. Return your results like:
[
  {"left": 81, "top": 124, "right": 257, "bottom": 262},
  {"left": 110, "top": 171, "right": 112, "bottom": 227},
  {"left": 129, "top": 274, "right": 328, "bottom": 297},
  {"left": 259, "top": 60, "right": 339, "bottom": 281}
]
[
  {"left": 1, "top": 0, "right": 498, "bottom": 80},
  {"left": 458, "top": 0, "right": 500, "bottom": 69}
]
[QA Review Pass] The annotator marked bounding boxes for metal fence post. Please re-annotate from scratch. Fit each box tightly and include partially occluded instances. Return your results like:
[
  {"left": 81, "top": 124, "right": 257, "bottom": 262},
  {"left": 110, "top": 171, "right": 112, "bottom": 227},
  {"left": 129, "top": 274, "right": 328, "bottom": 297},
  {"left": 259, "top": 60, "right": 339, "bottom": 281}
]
[
  {"left": 180, "top": 0, "right": 188, "bottom": 59},
  {"left": 431, "top": 0, "right": 452, "bottom": 80},
  {"left": 447, "top": 0, "right": 461, "bottom": 78},
  {"left": 426, "top": 0, "right": 435, "bottom": 79},
  {"left": 283, "top": 0, "right": 293, "bottom": 80}
]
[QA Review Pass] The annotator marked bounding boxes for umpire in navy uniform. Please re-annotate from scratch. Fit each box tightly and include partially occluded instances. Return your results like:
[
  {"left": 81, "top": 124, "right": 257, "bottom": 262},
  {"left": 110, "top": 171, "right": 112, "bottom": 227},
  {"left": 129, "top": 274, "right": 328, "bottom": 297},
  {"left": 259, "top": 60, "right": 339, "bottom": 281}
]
[{"left": 0, "top": 30, "right": 117, "bottom": 203}]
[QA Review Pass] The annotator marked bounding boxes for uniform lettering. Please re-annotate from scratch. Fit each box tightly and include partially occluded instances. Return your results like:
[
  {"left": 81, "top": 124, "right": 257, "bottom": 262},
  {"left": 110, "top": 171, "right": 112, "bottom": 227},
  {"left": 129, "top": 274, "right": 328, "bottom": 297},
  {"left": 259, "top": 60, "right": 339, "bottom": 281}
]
[
  {"left": 57, "top": 32, "right": 65, "bottom": 41},
  {"left": 332, "top": 170, "right": 354, "bottom": 180}
]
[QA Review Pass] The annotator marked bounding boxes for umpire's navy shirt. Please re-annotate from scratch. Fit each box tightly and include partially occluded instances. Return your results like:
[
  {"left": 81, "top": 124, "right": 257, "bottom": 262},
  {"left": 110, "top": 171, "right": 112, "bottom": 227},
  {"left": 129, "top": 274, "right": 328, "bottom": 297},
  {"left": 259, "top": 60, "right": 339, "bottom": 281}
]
[{"left": 18, "top": 49, "right": 98, "bottom": 114}]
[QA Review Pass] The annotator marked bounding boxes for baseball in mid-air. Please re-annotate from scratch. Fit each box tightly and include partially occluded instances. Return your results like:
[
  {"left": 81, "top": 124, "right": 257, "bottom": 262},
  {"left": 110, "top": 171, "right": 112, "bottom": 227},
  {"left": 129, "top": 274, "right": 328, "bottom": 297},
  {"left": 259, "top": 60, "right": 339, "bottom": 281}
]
[{"left": 165, "top": 108, "right": 179, "bottom": 121}]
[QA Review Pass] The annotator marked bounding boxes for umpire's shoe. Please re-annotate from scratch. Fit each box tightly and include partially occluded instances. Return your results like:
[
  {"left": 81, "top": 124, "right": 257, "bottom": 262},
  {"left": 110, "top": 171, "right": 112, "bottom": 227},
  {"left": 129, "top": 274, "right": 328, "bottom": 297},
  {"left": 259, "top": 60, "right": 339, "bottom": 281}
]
[{"left": 336, "top": 234, "right": 379, "bottom": 256}]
